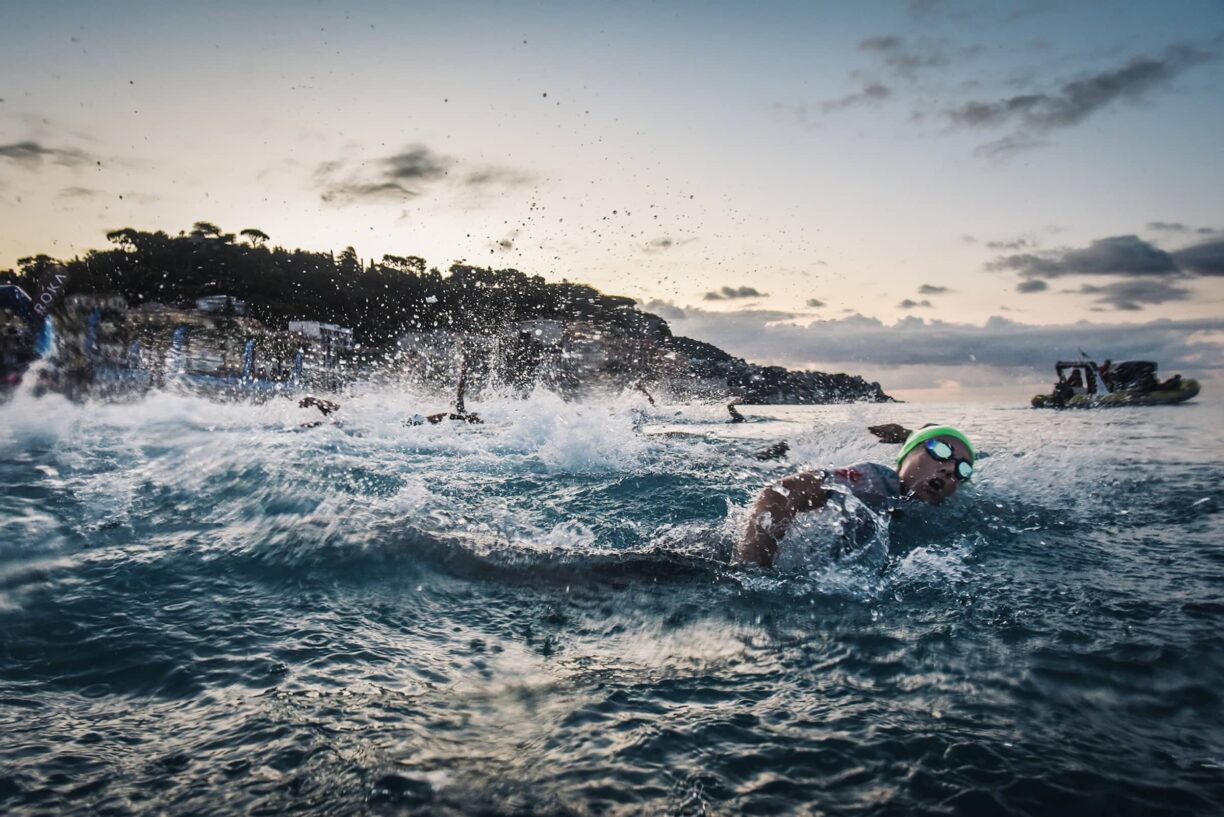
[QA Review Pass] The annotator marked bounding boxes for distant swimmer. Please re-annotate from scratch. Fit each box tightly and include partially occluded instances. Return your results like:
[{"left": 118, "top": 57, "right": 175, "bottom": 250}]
[
  {"left": 736, "top": 425, "right": 975, "bottom": 568},
  {"left": 726, "top": 399, "right": 747, "bottom": 424},
  {"left": 753, "top": 441, "right": 789, "bottom": 461},
  {"left": 406, "top": 357, "right": 483, "bottom": 425},
  {"left": 297, "top": 395, "right": 340, "bottom": 429}
]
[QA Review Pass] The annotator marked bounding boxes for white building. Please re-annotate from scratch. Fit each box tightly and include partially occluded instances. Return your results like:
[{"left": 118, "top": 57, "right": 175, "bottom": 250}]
[
  {"left": 288, "top": 320, "right": 354, "bottom": 352},
  {"left": 195, "top": 295, "right": 248, "bottom": 316}
]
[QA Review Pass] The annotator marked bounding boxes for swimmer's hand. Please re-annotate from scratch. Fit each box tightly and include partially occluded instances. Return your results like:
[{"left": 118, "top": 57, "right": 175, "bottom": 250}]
[
  {"left": 299, "top": 396, "right": 340, "bottom": 416},
  {"left": 868, "top": 423, "right": 911, "bottom": 444}
]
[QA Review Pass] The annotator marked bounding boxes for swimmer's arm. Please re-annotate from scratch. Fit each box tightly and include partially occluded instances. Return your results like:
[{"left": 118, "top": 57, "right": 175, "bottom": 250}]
[
  {"left": 736, "top": 471, "right": 828, "bottom": 568},
  {"left": 868, "top": 423, "right": 910, "bottom": 444}
]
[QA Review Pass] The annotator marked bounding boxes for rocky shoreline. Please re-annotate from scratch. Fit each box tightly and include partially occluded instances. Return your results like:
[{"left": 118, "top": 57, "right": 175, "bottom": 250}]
[{"left": 2, "top": 227, "right": 894, "bottom": 404}]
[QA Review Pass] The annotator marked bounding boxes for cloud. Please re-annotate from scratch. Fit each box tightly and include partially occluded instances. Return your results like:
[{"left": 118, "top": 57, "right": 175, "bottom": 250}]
[
  {"left": 320, "top": 181, "right": 416, "bottom": 204},
  {"left": 703, "top": 285, "right": 767, "bottom": 301},
  {"left": 946, "top": 42, "right": 1217, "bottom": 135},
  {"left": 639, "top": 299, "right": 687, "bottom": 321},
  {"left": 383, "top": 146, "right": 451, "bottom": 182},
  {"left": 898, "top": 298, "right": 933, "bottom": 309},
  {"left": 0, "top": 140, "right": 92, "bottom": 168},
  {"left": 820, "top": 82, "right": 892, "bottom": 113},
  {"left": 984, "top": 238, "right": 1034, "bottom": 251},
  {"left": 1078, "top": 279, "right": 1192, "bottom": 310},
  {"left": 316, "top": 143, "right": 532, "bottom": 205},
  {"left": 805, "top": 298, "right": 826, "bottom": 308},
  {"left": 1146, "top": 221, "right": 1218, "bottom": 235},
  {"left": 918, "top": 284, "right": 951, "bottom": 294},
  {"left": 988, "top": 235, "right": 1180, "bottom": 278},
  {"left": 463, "top": 166, "right": 535, "bottom": 188},
  {"left": 659, "top": 307, "right": 1224, "bottom": 390},
  {"left": 858, "top": 35, "right": 972, "bottom": 78},
  {"left": 644, "top": 236, "right": 695, "bottom": 253},
  {"left": 990, "top": 233, "right": 1221, "bottom": 309},
  {"left": 59, "top": 186, "right": 99, "bottom": 198},
  {"left": 972, "top": 134, "right": 1048, "bottom": 159},
  {"left": 491, "top": 231, "right": 518, "bottom": 253},
  {"left": 1172, "top": 238, "right": 1224, "bottom": 276}
]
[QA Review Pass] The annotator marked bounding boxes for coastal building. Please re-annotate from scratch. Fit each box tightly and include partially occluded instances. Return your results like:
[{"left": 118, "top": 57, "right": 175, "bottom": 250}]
[
  {"left": 288, "top": 321, "right": 354, "bottom": 353},
  {"left": 195, "top": 295, "right": 248, "bottom": 316}
]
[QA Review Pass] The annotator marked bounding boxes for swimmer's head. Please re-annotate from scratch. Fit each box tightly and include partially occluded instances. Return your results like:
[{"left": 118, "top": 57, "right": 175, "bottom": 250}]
[{"left": 896, "top": 425, "right": 974, "bottom": 505}]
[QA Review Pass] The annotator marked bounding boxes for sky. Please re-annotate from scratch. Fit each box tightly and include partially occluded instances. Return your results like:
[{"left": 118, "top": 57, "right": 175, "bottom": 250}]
[{"left": 1, "top": 0, "right": 1222, "bottom": 400}]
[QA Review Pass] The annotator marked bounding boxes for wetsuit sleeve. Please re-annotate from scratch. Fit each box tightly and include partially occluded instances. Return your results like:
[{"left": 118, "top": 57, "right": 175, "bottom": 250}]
[{"left": 736, "top": 471, "right": 829, "bottom": 568}]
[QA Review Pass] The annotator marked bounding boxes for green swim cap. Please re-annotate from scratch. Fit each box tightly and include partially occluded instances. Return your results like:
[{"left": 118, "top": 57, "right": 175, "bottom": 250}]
[{"left": 896, "top": 425, "right": 975, "bottom": 466}]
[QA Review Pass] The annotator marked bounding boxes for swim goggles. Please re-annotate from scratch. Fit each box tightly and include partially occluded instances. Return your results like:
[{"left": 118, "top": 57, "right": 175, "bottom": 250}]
[{"left": 924, "top": 439, "right": 973, "bottom": 480}]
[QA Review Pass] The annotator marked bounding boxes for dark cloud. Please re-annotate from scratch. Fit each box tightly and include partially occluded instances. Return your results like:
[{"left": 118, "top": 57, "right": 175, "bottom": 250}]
[
  {"left": 946, "top": 42, "right": 1217, "bottom": 134},
  {"left": 1147, "top": 221, "right": 1191, "bottom": 232},
  {"left": 0, "top": 140, "right": 92, "bottom": 168},
  {"left": 984, "top": 238, "right": 1034, "bottom": 251},
  {"left": 703, "top": 285, "right": 767, "bottom": 301},
  {"left": 463, "top": 166, "right": 535, "bottom": 188},
  {"left": 972, "top": 134, "right": 1048, "bottom": 159},
  {"left": 1016, "top": 279, "right": 1048, "bottom": 293},
  {"left": 1078, "top": 279, "right": 1192, "bottom": 310},
  {"left": 858, "top": 35, "right": 976, "bottom": 78},
  {"left": 644, "top": 236, "right": 695, "bottom": 253},
  {"left": 898, "top": 299, "right": 933, "bottom": 309},
  {"left": 59, "top": 186, "right": 99, "bottom": 198},
  {"left": 320, "top": 181, "right": 416, "bottom": 204},
  {"left": 820, "top": 83, "right": 892, "bottom": 113},
  {"left": 988, "top": 235, "right": 1180, "bottom": 278},
  {"left": 383, "top": 146, "right": 451, "bottom": 181},
  {"left": 639, "top": 299, "right": 687, "bottom": 321},
  {"left": 1172, "top": 238, "right": 1224, "bottom": 276},
  {"left": 805, "top": 298, "right": 826, "bottom": 308},
  {"left": 316, "top": 144, "right": 531, "bottom": 205},
  {"left": 918, "top": 284, "right": 951, "bottom": 294}
]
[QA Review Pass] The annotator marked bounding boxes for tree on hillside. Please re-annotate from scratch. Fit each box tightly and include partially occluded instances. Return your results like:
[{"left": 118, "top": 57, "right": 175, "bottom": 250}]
[
  {"left": 191, "top": 221, "right": 223, "bottom": 239},
  {"left": 106, "top": 228, "right": 141, "bottom": 252},
  {"left": 381, "top": 254, "right": 426, "bottom": 276},
  {"left": 240, "top": 228, "right": 269, "bottom": 247}
]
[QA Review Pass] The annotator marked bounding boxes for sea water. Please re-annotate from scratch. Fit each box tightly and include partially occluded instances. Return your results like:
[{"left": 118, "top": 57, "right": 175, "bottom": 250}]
[{"left": 0, "top": 388, "right": 1221, "bottom": 816}]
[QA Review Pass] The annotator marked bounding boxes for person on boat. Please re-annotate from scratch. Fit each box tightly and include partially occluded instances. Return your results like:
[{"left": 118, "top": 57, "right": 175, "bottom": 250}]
[
  {"left": 736, "top": 425, "right": 975, "bottom": 568},
  {"left": 1099, "top": 360, "right": 1115, "bottom": 391}
]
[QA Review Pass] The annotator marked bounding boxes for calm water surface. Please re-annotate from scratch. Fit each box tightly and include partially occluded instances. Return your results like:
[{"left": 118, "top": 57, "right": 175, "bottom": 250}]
[{"left": 1, "top": 389, "right": 1221, "bottom": 816}]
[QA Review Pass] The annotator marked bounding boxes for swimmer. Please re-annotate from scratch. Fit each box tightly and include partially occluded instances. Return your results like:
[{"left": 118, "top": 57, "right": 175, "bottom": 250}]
[
  {"left": 726, "top": 398, "right": 747, "bottom": 424},
  {"left": 299, "top": 395, "right": 339, "bottom": 415},
  {"left": 406, "top": 357, "right": 483, "bottom": 425},
  {"left": 297, "top": 395, "right": 340, "bottom": 429},
  {"left": 736, "top": 425, "right": 975, "bottom": 568}
]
